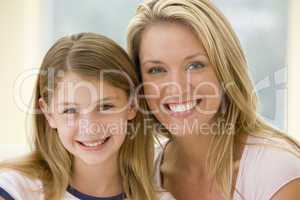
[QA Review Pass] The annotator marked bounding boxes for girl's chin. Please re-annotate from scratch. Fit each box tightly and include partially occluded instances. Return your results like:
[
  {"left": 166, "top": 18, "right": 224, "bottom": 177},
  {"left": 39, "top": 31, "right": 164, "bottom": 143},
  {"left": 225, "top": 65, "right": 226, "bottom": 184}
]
[
  {"left": 75, "top": 152, "right": 118, "bottom": 166},
  {"left": 79, "top": 157, "right": 110, "bottom": 165}
]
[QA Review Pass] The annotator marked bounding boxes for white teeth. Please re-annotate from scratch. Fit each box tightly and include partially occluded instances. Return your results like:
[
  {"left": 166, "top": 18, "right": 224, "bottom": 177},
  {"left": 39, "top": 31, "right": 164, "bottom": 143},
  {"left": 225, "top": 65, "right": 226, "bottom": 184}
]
[
  {"left": 80, "top": 139, "right": 107, "bottom": 147},
  {"left": 168, "top": 101, "right": 197, "bottom": 112}
]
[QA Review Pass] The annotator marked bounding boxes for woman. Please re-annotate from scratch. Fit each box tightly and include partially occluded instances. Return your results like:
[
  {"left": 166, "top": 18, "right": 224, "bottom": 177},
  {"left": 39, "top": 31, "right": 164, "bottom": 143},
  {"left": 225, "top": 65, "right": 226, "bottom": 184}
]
[{"left": 127, "top": 0, "right": 300, "bottom": 199}]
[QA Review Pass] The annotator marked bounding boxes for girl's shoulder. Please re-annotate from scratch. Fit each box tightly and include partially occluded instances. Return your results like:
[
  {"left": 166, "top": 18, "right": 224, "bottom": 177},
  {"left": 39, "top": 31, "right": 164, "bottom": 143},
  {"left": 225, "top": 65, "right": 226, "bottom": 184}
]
[
  {"left": 0, "top": 169, "right": 43, "bottom": 200},
  {"left": 235, "top": 135, "right": 300, "bottom": 200}
]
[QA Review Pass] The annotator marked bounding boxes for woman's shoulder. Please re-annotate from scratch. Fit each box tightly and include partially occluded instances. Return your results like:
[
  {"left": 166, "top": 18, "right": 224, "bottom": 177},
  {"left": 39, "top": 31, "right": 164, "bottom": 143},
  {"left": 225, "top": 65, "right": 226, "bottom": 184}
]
[
  {"left": 154, "top": 137, "right": 170, "bottom": 181},
  {"left": 154, "top": 137, "right": 169, "bottom": 161},
  {"left": 154, "top": 137, "right": 176, "bottom": 200},
  {"left": 243, "top": 135, "right": 300, "bottom": 168},
  {"left": 0, "top": 169, "right": 43, "bottom": 200},
  {"left": 235, "top": 135, "right": 300, "bottom": 200}
]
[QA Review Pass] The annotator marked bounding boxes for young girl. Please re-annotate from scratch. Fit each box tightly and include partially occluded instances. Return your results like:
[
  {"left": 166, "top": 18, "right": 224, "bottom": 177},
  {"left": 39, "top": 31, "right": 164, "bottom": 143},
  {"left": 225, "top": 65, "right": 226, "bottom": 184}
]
[{"left": 0, "top": 33, "right": 157, "bottom": 200}]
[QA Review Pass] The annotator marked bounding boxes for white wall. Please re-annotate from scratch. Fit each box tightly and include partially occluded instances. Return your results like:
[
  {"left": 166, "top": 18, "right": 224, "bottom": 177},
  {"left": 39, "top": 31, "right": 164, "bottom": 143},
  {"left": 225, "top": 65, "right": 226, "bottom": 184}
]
[
  {"left": 287, "top": 0, "right": 300, "bottom": 138},
  {"left": 0, "top": 0, "right": 42, "bottom": 159},
  {"left": 0, "top": 0, "right": 299, "bottom": 160}
]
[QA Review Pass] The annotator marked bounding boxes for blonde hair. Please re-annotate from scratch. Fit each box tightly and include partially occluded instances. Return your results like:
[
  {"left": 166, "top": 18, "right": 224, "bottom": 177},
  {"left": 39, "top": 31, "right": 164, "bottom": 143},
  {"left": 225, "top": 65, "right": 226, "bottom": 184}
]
[
  {"left": 127, "top": 0, "right": 300, "bottom": 199},
  {"left": 0, "top": 33, "right": 156, "bottom": 200}
]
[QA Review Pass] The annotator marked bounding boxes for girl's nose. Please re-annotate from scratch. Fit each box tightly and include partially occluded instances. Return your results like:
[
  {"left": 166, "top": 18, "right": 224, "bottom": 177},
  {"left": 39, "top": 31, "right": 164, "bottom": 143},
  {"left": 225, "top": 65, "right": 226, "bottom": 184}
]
[{"left": 78, "top": 113, "right": 101, "bottom": 137}]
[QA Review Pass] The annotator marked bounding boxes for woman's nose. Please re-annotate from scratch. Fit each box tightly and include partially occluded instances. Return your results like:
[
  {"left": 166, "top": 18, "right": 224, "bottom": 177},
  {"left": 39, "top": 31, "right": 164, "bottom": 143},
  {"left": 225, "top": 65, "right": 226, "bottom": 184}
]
[{"left": 162, "top": 71, "right": 192, "bottom": 98}]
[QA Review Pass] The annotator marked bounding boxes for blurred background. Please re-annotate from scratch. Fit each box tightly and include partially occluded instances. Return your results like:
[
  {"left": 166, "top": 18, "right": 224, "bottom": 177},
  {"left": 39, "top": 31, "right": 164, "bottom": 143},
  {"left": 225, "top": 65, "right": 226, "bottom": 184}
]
[{"left": 0, "top": 0, "right": 299, "bottom": 160}]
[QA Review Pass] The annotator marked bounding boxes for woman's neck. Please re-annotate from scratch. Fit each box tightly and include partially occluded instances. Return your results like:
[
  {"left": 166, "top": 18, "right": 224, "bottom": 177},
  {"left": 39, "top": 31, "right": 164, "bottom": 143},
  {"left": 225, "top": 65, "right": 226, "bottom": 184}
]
[
  {"left": 71, "top": 155, "right": 123, "bottom": 197},
  {"left": 167, "top": 133, "right": 213, "bottom": 176},
  {"left": 164, "top": 134, "right": 247, "bottom": 185}
]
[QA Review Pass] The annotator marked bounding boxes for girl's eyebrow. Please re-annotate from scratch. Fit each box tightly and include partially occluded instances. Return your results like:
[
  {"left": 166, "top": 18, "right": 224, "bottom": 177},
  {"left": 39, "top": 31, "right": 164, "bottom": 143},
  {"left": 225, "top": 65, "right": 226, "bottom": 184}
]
[
  {"left": 58, "top": 97, "right": 117, "bottom": 106},
  {"left": 57, "top": 102, "right": 78, "bottom": 106},
  {"left": 93, "top": 97, "right": 118, "bottom": 104}
]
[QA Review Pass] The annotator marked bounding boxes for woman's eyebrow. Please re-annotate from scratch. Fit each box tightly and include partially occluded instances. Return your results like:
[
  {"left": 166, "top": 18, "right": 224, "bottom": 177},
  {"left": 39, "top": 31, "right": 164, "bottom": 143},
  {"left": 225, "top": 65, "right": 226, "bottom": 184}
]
[
  {"left": 183, "top": 52, "right": 208, "bottom": 61},
  {"left": 141, "top": 52, "right": 208, "bottom": 66},
  {"left": 141, "top": 60, "right": 165, "bottom": 66}
]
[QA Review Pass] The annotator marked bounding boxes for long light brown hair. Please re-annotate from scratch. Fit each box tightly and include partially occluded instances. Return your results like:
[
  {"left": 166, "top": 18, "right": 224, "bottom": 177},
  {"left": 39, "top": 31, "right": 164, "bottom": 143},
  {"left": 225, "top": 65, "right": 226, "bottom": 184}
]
[
  {"left": 127, "top": 0, "right": 300, "bottom": 199},
  {"left": 0, "top": 33, "right": 156, "bottom": 200}
]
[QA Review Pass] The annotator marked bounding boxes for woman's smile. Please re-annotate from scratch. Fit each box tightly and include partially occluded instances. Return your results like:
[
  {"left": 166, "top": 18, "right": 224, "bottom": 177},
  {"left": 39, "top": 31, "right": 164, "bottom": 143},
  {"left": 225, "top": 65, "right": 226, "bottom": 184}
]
[{"left": 163, "top": 99, "right": 203, "bottom": 118}]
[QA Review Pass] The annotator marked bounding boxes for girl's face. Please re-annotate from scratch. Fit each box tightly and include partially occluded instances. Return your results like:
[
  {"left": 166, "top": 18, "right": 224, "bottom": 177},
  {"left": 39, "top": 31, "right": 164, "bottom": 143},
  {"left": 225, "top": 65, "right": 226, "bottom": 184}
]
[
  {"left": 139, "top": 22, "right": 223, "bottom": 136},
  {"left": 40, "top": 72, "right": 136, "bottom": 165}
]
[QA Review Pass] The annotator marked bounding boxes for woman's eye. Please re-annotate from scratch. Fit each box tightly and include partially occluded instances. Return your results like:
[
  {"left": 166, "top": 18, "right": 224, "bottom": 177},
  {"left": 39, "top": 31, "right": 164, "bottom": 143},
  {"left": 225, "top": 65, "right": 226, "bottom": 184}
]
[
  {"left": 63, "top": 108, "right": 77, "bottom": 114},
  {"left": 147, "top": 66, "right": 167, "bottom": 74},
  {"left": 186, "top": 62, "right": 205, "bottom": 71}
]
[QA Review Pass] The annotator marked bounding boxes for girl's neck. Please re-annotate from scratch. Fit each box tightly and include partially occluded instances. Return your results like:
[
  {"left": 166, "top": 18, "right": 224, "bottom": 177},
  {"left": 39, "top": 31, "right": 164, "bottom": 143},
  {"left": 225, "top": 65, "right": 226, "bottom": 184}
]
[{"left": 71, "top": 155, "right": 123, "bottom": 197}]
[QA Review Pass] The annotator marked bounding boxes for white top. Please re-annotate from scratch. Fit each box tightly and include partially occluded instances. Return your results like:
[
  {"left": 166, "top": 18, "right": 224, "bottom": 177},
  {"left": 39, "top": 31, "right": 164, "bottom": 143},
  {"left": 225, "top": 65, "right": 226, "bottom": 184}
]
[
  {"left": 154, "top": 135, "right": 300, "bottom": 200},
  {"left": 0, "top": 170, "right": 125, "bottom": 200}
]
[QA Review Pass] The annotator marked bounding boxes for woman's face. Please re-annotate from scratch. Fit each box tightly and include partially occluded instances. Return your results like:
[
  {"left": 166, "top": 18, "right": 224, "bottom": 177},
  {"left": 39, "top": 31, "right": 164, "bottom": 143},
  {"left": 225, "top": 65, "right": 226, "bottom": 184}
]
[{"left": 139, "top": 22, "right": 223, "bottom": 136}]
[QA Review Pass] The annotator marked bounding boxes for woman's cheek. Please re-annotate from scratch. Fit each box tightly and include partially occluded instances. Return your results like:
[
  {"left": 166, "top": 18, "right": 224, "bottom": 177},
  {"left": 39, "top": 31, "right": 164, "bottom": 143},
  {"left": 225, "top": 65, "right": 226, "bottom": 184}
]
[{"left": 143, "top": 83, "right": 161, "bottom": 109}]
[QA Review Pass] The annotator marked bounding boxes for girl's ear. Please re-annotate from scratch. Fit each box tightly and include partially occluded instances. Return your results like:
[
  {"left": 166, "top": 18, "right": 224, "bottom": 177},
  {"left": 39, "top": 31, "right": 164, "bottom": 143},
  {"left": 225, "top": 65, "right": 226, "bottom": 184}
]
[{"left": 38, "top": 98, "right": 57, "bottom": 129}]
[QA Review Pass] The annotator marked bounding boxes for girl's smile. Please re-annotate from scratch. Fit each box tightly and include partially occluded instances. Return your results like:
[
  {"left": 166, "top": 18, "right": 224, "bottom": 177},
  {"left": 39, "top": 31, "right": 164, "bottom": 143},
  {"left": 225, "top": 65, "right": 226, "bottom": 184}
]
[{"left": 75, "top": 135, "right": 112, "bottom": 151}]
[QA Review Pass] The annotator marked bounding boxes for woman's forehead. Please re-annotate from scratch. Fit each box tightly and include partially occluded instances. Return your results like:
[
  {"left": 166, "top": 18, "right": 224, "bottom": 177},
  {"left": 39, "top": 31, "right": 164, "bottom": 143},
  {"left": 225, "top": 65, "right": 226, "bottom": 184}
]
[{"left": 139, "top": 22, "right": 207, "bottom": 62}]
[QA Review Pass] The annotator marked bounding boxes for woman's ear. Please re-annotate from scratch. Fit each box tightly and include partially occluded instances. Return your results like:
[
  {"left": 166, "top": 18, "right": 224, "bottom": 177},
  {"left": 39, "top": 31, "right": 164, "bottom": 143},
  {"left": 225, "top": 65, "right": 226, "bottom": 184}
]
[
  {"left": 38, "top": 98, "right": 57, "bottom": 129},
  {"left": 127, "top": 103, "right": 137, "bottom": 121}
]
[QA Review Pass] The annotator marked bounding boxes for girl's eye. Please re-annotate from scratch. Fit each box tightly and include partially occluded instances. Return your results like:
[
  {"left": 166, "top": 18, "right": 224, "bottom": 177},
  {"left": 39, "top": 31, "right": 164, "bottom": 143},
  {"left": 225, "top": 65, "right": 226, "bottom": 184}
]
[
  {"left": 63, "top": 108, "right": 77, "bottom": 114},
  {"left": 102, "top": 104, "right": 114, "bottom": 110},
  {"left": 97, "top": 104, "right": 115, "bottom": 112},
  {"left": 186, "top": 62, "right": 205, "bottom": 71},
  {"left": 147, "top": 66, "right": 167, "bottom": 75}
]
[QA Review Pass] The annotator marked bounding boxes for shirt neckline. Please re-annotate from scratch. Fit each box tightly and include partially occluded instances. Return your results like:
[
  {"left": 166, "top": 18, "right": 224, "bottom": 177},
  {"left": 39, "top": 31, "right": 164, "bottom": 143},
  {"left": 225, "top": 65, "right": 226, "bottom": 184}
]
[{"left": 67, "top": 185, "right": 124, "bottom": 200}]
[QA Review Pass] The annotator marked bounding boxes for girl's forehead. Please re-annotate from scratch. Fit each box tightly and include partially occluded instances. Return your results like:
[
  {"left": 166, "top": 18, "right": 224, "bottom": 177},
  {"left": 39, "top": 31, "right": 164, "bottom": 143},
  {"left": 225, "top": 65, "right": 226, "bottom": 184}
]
[
  {"left": 56, "top": 72, "right": 96, "bottom": 84},
  {"left": 53, "top": 72, "right": 126, "bottom": 104},
  {"left": 56, "top": 72, "right": 103, "bottom": 90}
]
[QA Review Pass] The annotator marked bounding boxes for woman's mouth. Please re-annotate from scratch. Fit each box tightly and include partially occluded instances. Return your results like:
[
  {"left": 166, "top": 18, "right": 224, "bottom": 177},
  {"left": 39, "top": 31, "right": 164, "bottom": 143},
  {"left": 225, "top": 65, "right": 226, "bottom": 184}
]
[
  {"left": 76, "top": 136, "right": 111, "bottom": 151},
  {"left": 163, "top": 99, "right": 202, "bottom": 117}
]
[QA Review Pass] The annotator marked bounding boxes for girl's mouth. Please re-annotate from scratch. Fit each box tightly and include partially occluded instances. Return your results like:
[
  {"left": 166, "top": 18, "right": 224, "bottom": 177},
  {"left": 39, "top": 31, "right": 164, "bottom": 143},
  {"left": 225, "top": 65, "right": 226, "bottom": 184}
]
[{"left": 76, "top": 136, "right": 111, "bottom": 151}]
